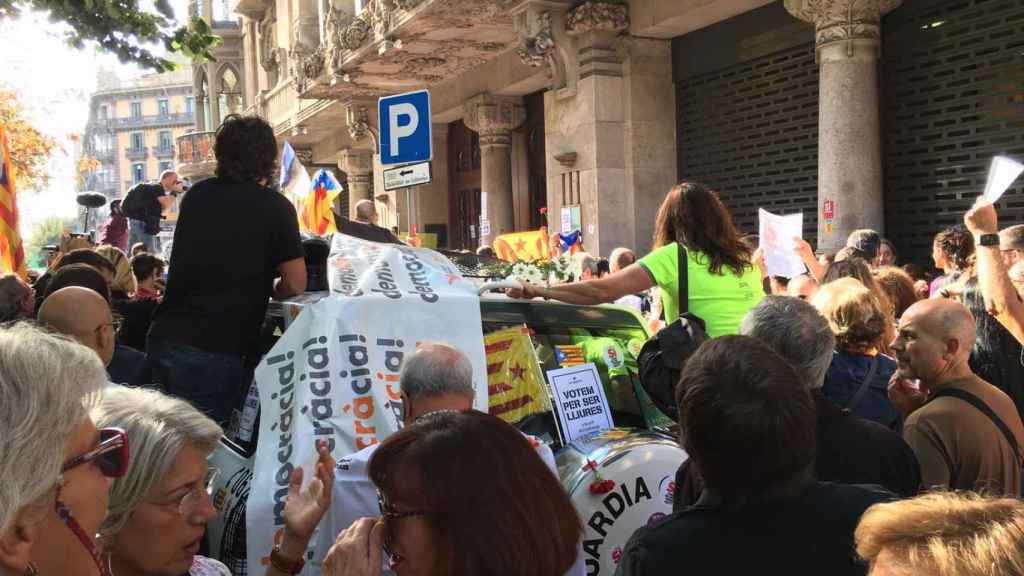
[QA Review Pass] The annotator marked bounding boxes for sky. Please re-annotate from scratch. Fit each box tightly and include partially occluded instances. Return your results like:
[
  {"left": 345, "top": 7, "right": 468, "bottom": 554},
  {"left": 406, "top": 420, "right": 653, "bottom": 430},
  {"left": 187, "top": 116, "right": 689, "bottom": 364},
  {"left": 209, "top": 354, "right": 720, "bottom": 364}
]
[{"left": 0, "top": 0, "right": 189, "bottom": 239}]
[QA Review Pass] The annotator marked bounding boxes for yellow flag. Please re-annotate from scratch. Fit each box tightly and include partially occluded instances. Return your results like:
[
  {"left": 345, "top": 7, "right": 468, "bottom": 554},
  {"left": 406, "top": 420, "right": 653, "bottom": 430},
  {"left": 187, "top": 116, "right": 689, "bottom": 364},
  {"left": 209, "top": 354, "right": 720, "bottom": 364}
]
[
  {"left": 0, "top": 125, "right": 25, "bottom": 277},
  {"left": 493, "top": 229, "right": 549, "bottom": 262},
  {"left": 485, "top": 326, "right": 552, "bottom": 424}
]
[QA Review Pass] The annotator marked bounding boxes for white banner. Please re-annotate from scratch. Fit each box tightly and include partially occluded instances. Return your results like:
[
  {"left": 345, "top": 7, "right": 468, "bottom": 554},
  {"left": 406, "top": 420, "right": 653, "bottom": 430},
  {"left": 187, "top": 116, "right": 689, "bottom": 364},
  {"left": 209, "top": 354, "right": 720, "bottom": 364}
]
[{"left": 246, "top": 234, "right": 489, "bottom": 571}]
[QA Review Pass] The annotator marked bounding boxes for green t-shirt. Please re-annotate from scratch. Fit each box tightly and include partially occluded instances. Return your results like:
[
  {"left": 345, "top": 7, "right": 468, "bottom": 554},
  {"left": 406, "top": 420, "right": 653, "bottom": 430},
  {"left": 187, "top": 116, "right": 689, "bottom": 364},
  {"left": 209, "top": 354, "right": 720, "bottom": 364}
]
[{"left": 638, "top": 242, "right": 764, "bottom": 338}]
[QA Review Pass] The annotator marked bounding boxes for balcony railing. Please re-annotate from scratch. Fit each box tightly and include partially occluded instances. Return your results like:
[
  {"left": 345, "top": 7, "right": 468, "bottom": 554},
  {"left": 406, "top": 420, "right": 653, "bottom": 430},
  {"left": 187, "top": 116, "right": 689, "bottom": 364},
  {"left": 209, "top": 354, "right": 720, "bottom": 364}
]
[
  {"left": 125, "top": 146, "right": 149, "bottom": 160},
  {"left": 95, "top": 112, "right": 195, "bottom": 130},
  {"left": 154, "top": 144, "right": 175, "bottom": 159},
  {"left": 176, "top": 132, "right": 215, "bottom": 165}
]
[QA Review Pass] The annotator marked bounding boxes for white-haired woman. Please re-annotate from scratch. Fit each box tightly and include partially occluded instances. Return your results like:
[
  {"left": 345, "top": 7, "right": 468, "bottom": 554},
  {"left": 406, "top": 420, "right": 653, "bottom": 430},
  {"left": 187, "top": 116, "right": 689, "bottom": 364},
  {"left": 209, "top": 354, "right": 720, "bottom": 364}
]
[
  {"left": 92, "top": 386, "right": 227, "bottom": 576},
  {"left": 93, "top": 386, "right": 335, "bottom": 576},
  {"left": 0, "top": 322, "right": 121, "bottom": 576}
]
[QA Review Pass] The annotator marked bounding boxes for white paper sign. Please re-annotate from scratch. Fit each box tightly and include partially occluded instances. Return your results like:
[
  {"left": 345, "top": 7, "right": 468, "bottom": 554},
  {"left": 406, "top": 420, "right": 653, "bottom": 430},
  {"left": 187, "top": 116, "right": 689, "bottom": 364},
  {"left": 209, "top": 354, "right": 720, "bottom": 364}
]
[
  {"left": 548, "top": 363, "right": 613, "bottom": 443},
  {"left": 560, "top": 207, "right": 572, "bottom": 234},
  {"left": 984, "top": 155, "right": 1024, "bottom": 203},
  {"left": 246, "top": 234, "right": 489, "bottom": 571},
  {"left": 480, "top": 219, "right": 491, "bottom": 237},
  {"left": 758, "top": 208, "right": 805, "bottom": 279}
]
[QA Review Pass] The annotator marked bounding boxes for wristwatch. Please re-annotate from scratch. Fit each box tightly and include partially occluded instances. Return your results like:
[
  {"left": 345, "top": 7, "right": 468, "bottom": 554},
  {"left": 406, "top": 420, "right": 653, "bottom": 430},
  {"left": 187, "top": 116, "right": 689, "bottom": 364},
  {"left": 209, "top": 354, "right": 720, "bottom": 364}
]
[
  {"left": 269, "top": 545, "right": 305, "bottom": 575},
  {"left": 978, "top": 233, "right": 1000, "bottom": 247}
]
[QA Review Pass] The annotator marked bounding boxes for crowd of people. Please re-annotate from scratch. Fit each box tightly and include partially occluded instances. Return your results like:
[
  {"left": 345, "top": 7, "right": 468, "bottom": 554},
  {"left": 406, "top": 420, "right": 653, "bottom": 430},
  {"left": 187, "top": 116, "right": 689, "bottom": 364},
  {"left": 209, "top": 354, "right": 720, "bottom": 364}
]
[{"left": 1, "top": 112, "right": 1024, "bottom": 576}]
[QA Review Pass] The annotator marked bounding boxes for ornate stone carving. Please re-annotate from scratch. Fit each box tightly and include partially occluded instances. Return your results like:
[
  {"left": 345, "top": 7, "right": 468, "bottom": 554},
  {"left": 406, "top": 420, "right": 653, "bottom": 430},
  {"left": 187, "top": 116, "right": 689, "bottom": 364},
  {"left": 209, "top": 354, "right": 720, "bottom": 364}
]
[
  {"left": 464, "top": 94, "right": 526, "bottom": 149},
  {"left": 346, "top": 104, "right": 372, "bottom": 142},
  {"left": 565, "top": 0, "right": 628, "bottom": 35},
  {"left": 259, "top": 14, "right": 278, "bottom": 72},
  {"left": 293, "top": 148, "right": 314, "bottom": 165},
  {"left": 785, "top": 0, "right": 902, "bottom": 47},
  {"left": 291, "top": 46, "right": 325, "bottom": 94},
  {"left": 340, "top": 13, "right": 372, "bottom": 50},
  {"left": 517, "top": 11, "right": 555, "bottom": 67},
  {"left": 322, "top": 6, "right": 353, "bottom": 74}
]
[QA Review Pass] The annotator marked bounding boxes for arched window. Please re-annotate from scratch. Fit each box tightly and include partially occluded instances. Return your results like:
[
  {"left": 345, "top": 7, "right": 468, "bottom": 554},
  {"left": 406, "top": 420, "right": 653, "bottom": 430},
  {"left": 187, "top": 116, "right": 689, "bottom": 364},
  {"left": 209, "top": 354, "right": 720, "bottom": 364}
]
[{"left": 218, "top": 65, "right": 242, "bottom": 120}]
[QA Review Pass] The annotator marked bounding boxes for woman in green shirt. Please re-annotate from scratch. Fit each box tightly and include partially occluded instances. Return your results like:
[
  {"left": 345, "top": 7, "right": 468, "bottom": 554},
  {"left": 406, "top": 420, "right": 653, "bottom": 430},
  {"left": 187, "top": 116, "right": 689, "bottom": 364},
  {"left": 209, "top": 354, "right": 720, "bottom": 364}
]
[{"left": 509, "top": 181, "right": 763, "bottom": 337}]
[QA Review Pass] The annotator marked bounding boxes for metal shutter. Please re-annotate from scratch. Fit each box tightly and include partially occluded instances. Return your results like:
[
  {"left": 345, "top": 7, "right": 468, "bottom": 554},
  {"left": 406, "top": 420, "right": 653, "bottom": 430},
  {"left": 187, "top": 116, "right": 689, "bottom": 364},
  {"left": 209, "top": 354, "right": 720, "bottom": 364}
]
[
  {"left": 676, "top": 42, "right": 820, "bottom": 240},
  {"left": 883, "top": 0, "right": 1024, "bottom": 263}
]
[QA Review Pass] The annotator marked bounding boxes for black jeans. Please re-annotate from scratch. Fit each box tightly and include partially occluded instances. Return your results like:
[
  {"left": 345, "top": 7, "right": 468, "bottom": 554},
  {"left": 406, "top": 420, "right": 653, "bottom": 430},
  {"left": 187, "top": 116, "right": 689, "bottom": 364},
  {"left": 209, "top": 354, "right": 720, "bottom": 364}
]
[{"left": 147, "top": 337, "right": 244, "bottom": 427}]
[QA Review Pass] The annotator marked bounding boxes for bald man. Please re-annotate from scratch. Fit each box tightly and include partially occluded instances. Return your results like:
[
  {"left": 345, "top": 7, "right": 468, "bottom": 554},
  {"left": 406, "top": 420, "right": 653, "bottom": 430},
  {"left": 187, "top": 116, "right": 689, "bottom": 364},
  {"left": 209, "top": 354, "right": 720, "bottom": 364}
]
[
  {"left": 38, "top": 286, "right": 117, "bottom": 367},
  {"left": 889, "top": 299, "right": 1024, "bottom": 496}
]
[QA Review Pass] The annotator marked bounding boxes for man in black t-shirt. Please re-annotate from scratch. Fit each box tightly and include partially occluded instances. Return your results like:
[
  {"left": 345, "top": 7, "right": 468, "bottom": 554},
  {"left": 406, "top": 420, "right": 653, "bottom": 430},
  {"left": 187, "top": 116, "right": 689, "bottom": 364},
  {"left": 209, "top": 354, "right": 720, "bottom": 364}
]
[
  {"left": 148, "top": 115, "right": 306, "bottom": 426},
  {"left": 618, "top": 336, "right": 892, "bottom": 576}
]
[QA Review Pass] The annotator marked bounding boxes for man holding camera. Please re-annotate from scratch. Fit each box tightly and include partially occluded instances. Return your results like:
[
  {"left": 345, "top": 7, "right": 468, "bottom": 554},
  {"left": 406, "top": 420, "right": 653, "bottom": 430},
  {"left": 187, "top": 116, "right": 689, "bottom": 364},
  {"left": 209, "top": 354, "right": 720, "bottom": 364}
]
[{"left": 122, "top": 170, "right": 183, "bottom": 253}]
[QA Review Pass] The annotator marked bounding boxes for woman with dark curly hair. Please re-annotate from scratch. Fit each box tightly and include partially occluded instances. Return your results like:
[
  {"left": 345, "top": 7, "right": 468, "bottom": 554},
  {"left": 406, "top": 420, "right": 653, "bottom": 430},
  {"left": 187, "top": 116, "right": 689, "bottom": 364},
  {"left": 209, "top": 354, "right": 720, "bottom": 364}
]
[
  {"left": 148, "top": 115, "right": 307, "bottom": 426},
  {"left": 930, "top": 224, "right": 974, "bottom": 297},
  {"left": 509, "top": 181, "right": 762, "bottom": 337},
  {"left": 813, "top": 278, "right": 903, "bottom": 432}
]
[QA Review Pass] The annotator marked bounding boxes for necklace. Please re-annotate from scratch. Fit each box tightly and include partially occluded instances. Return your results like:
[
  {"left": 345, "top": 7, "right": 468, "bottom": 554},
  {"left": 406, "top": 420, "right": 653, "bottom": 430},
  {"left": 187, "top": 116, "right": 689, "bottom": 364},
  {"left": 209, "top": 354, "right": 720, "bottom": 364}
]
[{"left": 26, "top": 562, "right": 38, "bottom": 576}]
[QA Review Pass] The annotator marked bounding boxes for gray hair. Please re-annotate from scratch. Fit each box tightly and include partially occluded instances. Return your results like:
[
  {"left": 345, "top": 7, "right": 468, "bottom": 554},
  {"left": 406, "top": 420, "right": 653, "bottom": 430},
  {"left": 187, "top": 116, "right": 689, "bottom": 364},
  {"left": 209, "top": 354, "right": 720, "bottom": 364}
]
[
  {"left": 575, "top": 252, "right": 599, "bottom": 278},
  {"left": 739, "top": 296, "right": 836, "bottom": 390},
  {"left": 609, "top": 247, "right": 636, "bottom": 272},
  {"left": 0, "top": 274, "right": 30, "bottom": 323},
  {"left": 400, "top": 342, "right": 474, "bottom": 401},
  {"left": 92, "top": 386, "right": 223, "bottom": 535},
  {"left": 354, "top": 199, "right": 376, "bottom": 222},
  {"left": 0, "top": 323, "right": 107, "bottom": 533},
  {"left": 1000, "top": 225, "right": 1024, "bottom": 251}
]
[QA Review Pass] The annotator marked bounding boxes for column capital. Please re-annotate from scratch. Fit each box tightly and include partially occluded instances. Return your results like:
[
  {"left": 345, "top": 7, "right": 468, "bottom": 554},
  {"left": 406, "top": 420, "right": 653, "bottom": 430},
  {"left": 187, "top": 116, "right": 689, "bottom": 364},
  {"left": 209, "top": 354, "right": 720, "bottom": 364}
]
[
  {"left": 343, "top": 99, "right": 377, "bottom": 144},
  {"left": 463, "top": 94, "right": 526, "bottom": 149},
  {"left": 785, "top": 0, "right": 901, "bottom": 48},
  {"left": 565, "top": 0, "right": 628, "bottom": 36},
  {"left": 338, "top": 148, "right": 374, "bottom": 176}
]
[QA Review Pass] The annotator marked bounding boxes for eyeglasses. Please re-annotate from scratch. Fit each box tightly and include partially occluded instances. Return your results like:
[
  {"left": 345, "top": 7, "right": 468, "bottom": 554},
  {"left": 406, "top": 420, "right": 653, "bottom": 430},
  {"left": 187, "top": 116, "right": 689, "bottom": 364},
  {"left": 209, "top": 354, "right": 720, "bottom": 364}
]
[
  {"left": 376, "top": 489, "right": 429, "bottom": 566},
  {"left": 153, "top": 467, "right": 220, "bottom": 516},
  {"left": 61, "top": 427, "right": 129, "bottom": 478}
]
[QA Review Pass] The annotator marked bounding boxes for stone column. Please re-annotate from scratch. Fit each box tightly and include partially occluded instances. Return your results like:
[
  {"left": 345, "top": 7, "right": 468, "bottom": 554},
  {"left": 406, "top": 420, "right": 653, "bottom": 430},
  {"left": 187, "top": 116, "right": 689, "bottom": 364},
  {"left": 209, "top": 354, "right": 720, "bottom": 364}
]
[
  {"left": 338, "top": 148, "right": 374, "bottom": 217},
  {"left": 786, "top": 0, "right": 901, "bottom": 251},
  {"left": 464, "top": 94, "right": 526, "bottom": 247}
]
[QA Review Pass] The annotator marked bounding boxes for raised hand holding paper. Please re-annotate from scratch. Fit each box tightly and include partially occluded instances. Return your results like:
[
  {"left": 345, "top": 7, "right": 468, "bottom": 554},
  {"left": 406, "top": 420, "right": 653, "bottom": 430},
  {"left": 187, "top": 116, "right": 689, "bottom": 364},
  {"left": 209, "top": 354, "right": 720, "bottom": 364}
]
[
  {"left": 758, "top": 208, "right": 805, "bottom": 279},
  {"left": 983, "top": 155, "right": 1024, "bottom": 203}
]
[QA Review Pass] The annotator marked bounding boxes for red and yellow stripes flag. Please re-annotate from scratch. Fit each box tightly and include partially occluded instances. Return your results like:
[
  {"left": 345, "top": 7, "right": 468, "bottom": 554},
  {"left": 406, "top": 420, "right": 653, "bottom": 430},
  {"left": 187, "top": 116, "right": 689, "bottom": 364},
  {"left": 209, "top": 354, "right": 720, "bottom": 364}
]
[
  {"left": 493, "top": 228, "right": 550, "bottom": 262},
  {"left": 0, "top": 125, "right": 26, "bottom": 277},
  {"left": 485, "top": 326, "right": 552, "bottom": 424}
]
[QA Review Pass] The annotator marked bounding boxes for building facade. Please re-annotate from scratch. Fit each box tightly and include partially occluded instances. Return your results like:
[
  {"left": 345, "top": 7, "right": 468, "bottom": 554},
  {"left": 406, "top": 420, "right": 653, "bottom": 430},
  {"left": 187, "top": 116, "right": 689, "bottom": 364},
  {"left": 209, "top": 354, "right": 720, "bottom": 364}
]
[
  {"left": 178, "top": 0, "right": 1024, "bottom": 263},
  {"left": 79, "top": 68, "right": 195, "bottom": 199}
]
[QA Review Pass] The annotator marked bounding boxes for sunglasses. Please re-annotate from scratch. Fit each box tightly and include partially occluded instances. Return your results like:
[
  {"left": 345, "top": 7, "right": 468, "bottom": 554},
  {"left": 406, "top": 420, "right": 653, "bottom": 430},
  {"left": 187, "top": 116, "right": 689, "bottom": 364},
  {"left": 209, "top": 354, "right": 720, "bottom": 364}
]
[{"left": 61, "top": 427, "right": 129, "bottom": 479}]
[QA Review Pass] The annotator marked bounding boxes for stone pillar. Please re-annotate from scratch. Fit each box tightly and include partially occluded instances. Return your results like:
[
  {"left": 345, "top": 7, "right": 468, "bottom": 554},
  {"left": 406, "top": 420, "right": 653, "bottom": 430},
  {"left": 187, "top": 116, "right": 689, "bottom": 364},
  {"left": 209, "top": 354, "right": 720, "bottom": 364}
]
[
  {"left": 464, "top": 94, "right": 526, "bottom": 247},
  {"left": 338, "top": 148, "right": 374, "bottom": 217},
  {"left": 786, "top": 0, "right": 902, "bottom": 251}
]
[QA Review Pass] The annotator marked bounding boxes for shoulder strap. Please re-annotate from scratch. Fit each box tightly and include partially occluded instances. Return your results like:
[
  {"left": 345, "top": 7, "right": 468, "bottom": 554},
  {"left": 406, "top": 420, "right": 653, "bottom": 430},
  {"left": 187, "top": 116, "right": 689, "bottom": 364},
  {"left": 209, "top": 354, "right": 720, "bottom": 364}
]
[
  {"left": 932, "top": 388, "right": 1022, "bottom": 463},
  {"left": 677, "top": 243, "right": 689, "bottom": 317},
  {"left": 843, "top": 355, "right": 880, "bottom": 414}
]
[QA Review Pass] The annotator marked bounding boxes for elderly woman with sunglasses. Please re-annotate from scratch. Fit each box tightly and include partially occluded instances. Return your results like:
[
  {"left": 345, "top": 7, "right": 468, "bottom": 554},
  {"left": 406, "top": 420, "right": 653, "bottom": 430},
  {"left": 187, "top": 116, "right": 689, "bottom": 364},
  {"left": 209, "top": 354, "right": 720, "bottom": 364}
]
[
  {"left": 0, "top": 323, "right": 123, "bottom": 576},
  {"left": 92, "top": 386, "right": 336, "bottom": 576},
  {"left": 90, "top": 386, "right": 227, "bottom": 576}
]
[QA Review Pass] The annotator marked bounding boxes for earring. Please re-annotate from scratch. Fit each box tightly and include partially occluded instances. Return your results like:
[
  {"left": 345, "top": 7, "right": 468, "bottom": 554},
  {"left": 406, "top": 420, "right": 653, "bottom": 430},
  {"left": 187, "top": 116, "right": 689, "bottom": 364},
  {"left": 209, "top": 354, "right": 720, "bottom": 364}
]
[{"left": 26, "top": 562, "right": 38, "bottom": 576}]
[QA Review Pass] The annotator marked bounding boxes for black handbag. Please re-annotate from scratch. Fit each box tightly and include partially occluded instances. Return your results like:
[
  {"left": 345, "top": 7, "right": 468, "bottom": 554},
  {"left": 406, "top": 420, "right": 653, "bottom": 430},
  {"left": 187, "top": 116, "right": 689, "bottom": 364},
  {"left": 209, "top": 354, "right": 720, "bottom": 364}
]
[{"left": 637, "top": 243, "right": 709, "bottom": 422}]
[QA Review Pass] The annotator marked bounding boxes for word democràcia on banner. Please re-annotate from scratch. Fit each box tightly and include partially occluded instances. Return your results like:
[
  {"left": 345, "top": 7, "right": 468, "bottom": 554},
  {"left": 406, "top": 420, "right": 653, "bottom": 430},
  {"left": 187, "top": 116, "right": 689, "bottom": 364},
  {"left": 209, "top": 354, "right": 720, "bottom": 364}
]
[{"left": 246, "top": 234, "right": 490, "bottom": 570}]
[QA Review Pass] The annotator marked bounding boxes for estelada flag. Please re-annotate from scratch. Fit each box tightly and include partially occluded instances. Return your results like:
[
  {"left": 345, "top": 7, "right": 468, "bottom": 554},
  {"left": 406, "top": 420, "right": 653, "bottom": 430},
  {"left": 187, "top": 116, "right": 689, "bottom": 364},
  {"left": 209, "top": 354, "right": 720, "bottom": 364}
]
[
  {"left": 0, "top": 124, "right": 26, "bottom": 277},
  {"left": 493, "top": 229, "right": 549, "bottom": 262},
  {"left": 485, "top": 326, "right": 552, "bottom": 424},
  {"left": 301, "top": 169, "right": 341, "bottom": 236}
]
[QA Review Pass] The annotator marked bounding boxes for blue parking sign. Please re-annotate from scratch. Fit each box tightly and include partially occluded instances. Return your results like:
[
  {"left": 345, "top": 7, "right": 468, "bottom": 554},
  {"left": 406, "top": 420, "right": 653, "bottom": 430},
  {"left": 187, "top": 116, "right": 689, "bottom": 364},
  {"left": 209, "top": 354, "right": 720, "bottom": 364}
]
[{"left": 378, "top": 90, "right": 432, "bottom": 166}]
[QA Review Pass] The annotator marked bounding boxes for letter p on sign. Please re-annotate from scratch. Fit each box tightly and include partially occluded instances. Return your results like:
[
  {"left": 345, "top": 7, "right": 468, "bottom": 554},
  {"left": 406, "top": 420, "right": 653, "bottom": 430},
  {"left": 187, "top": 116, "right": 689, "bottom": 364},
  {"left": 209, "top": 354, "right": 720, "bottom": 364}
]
[{"left": 379, "top": 90, "right": 432, "bottom": 166}]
